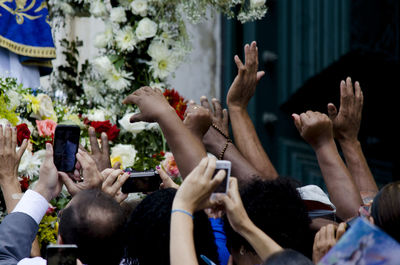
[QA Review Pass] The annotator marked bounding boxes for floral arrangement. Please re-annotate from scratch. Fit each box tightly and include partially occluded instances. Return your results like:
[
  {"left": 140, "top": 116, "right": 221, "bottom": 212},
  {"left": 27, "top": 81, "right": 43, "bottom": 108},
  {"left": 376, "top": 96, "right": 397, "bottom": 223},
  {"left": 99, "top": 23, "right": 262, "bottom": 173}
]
[{"left": 0, "top": 0, "right": 267, "bottom": 253}]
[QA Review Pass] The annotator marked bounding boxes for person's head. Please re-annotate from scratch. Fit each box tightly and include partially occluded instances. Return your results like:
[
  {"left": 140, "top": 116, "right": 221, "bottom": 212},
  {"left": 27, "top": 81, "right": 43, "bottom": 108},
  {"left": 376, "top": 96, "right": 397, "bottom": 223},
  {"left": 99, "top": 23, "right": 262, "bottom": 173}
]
[
  {"left": 370, "top": 181, "right": 400, "bottom": 243},
  {"left": 124, "top": 188, "right": 219, "bottom": 265},
  {"left": 262, "top": 249, "right": 313, "bottom": 265},
  {"left": 224, "top": 177, "right": 314, "bottom": 262},
  {"left": 58, "top": 189, "right": 126, "bottom": 265}
]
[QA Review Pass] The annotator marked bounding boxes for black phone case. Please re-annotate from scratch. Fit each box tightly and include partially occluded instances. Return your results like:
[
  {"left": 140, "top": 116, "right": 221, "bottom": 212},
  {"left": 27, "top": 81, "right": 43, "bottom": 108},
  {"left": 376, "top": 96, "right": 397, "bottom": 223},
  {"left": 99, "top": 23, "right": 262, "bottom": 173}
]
[{"left": 53, "top": 125, "right": 80, "bottom": 172}]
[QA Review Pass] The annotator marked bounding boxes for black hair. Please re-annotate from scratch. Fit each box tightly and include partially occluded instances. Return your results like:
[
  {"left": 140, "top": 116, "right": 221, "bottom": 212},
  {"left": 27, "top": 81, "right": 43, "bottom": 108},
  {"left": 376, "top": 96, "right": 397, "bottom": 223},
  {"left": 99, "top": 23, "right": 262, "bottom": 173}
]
[
  {"left": 224, "top": 177, "right": 314, "bottom": 258},
  {"left": 262, "top": 249, "right": 314, "bottom": 265},
  {"left": 371, "top": 181, "right": 400, "bottom": 243},
  {"left": 59, "top": 189, "right": 126, "bottom": 265},
  {"left": 124, "top": 188, "right": 219, "bottom": 265}
]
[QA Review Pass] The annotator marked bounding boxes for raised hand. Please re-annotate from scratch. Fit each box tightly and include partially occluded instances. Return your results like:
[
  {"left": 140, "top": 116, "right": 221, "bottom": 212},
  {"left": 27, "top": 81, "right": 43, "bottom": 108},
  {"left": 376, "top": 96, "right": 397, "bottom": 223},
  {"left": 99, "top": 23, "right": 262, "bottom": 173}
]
[
  {"left": 122, "top": 86, "right": 173, "bottom": 123},
  {"left": 0, "top": 125, "right": 28, "bottom": 184},
  {"left": 292, "top": 111, "right": 334, "bottom": 150},
  {"left": 327, "top": 77, "right": 363, "bottom": 142},
  {"left": 59, "top": 149, "right": 103, "bottom": 196},
  {"left": 35, "top": 143, "right": 63, "bottom": 201},
  {"left": 227, "top": 41, "right": 265, "bottom": 110},
  {"left": 157, "top": 166, "right": 179, "bottom": 189},
  {"left": 173, "top": 157, "right": 226, "bottom": 213},
  {"left": 183, "top": 101, "right": 212, "bottom": 140},
  {"left": 101, "top": 168, "right": 129, "bottom": 203},
  {"left": 312, "top": 223, "right": 346, "bottom": 263},
  {"left": 200, "top": 97, "right": 229, "bottom": 138},
  {"left": 88, "top": 127, "right": 114, "bottom": 171}
]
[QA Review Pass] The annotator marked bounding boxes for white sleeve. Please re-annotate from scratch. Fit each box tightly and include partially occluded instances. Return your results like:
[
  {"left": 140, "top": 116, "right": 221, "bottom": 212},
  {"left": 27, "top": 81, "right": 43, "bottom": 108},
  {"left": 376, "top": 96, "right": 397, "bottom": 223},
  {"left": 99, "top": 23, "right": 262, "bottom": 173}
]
[
  {"left": 12, "top": 189, "right": 49, "bottom": 225},
  {"left": 18, "top": 257, "right": 47, "bottom": 265}
]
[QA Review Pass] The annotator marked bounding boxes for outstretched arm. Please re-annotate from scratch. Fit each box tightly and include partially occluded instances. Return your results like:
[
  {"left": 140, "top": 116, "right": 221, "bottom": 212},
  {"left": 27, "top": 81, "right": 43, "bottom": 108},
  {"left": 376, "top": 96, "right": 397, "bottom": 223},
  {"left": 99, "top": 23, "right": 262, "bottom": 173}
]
[
  {"left": 225, "top": 41, "right": 278, "bottom": 180},
  {"left": 123, "top": 87, "right": 207, "bottom": 178},
  {"left": 292, "top": 111, "right": 362, "bottom": 220},
  {"left": 328, "top": 77, "right": 378, "bottom": 200}
]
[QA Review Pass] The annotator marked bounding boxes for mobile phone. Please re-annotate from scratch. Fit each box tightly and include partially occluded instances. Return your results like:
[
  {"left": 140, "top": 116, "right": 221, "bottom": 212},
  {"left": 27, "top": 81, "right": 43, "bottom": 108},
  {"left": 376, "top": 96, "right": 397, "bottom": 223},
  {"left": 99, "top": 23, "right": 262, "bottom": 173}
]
[
  {"left": 46, "top": 244, "right": 78, "bottom": 265},
  {"left": 212, "top": 160, "right": 231, "bottom": 193},
  {"left": 53, "top": 125, "right": 80, "bottom": 172},
  {"left": 121, "top": 170, "right": 162, "bottom": 193}
]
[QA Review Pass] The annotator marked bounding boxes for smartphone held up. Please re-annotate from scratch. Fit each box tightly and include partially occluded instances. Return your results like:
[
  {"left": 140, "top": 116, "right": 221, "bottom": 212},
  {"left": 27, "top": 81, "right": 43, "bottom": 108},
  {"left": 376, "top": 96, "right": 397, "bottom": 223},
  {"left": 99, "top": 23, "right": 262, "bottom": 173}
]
[
  {"left": 53, "top": 125, "right": 80, "bottom": 172},
  {"left": 212, "top": 160, "right": 231, "bottom": 194}
]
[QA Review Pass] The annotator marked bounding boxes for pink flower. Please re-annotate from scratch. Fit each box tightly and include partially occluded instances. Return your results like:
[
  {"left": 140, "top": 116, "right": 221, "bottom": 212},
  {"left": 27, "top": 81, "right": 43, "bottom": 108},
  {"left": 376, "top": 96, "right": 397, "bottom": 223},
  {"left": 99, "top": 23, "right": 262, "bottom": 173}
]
[
  {"left": 36, "top": 119, "right": 57, "bottom": 137},
  {"left": 161, "top": 152, "right": 180, "bottom": 179}
]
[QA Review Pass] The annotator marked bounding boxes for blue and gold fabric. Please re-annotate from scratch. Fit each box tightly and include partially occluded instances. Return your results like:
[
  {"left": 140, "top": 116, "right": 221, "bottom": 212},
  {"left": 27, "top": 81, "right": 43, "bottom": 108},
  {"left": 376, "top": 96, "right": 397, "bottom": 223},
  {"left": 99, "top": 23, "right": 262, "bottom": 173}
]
[{"left": 0, "top": 0, "right": 56, "bottom": 74}]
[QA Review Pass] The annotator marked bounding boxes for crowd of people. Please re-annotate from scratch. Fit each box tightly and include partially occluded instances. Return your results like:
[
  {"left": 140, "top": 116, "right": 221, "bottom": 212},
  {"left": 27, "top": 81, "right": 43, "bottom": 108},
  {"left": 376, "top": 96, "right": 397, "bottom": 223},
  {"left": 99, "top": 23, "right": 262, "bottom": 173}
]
[{"left": 0, "top": 41, "right": 399, "bottom": 265}]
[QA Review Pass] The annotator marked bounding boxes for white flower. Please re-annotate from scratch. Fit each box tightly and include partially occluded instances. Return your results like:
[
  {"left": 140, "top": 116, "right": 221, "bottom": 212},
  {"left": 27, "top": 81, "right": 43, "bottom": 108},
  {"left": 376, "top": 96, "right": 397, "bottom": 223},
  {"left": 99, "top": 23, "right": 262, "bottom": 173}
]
[
  {"left": 18, "top": 150, "right": 43, "bottom": 178},
  {"left": 90, "top": 0, "right": 107, "bottom": 17},
  {"left": 130, "top": 0, "right": 148, "bottom": 16},
  {"left": 93, "top": 56, "right": 114, "bottom": 76},
  {"left": 115, "top": 26, "right": 137, "bottom": 52},
  {"left": 111, "top": 144, "right": 137, "bottom": 168},
  {"left": 149, "top": 81, "right": 166, "bottom": 91},
  {"left": 5, "top": 90, "right": 20, "bottom": 110},
  {"left": 250, "top": 0, "right": 266, "bottom": 8},
  {"left": 83, "top": 82, "right": 103, "bottom": 103},
  {"left": 60, "top": 2, "right": 74, "bottom": 15},
  {"left": 110, "top": 7, "right": 127, "bottom": 23},
  {"left": 135, "top": 17, "right": 157, "bottom": 41},
  {"left": 94, "top": 25, "right": 113, "bottom": 48},
  {"left": 30, "top": 94, "right": 57, "bottom": 121},
  {"left": 147, "top": 41, "right": 178, "bottom": 79},
  {"left": 86, "top": 108, "right": 106, "bottom": 121},
  {"left": 105, "top": 69, "right": 133, "bottom": 91},
  {"left": 119, "top": 112, "right": 146, "bottom": 135}
]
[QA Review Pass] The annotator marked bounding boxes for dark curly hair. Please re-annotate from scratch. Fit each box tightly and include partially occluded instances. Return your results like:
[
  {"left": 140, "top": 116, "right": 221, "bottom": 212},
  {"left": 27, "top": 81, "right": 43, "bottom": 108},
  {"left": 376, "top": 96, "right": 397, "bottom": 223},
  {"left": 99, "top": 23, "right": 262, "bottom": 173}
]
[
  {"left": 224, "top": 177, "right": 314, "bottom": 258},
  {"left": 124, "top": 188, "right": 219, "bottom": 265}
]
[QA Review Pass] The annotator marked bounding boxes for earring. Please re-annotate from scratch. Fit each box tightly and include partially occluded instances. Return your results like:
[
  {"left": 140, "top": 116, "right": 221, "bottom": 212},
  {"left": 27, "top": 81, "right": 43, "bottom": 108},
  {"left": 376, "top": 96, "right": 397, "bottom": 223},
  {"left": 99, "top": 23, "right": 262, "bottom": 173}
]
[{"left": 240, "top": 246, "right": 245, "bottom": 256}]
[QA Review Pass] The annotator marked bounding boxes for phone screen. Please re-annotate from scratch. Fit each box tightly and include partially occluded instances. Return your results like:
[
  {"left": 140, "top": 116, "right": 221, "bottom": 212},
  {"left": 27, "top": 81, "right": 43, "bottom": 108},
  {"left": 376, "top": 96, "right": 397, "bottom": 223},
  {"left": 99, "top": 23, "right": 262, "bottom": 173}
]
[
  {"left": 121, "top": 172, "right": 162, "bottom": 193},
  {"left": 53, "top": 125, "right": 80, "bottom": 172},
  {"left": 213, "top": 168, "right": 229, "bottom": 193},
  {"left": 46, "top": 245, "right": 77, "bottom": 265}
]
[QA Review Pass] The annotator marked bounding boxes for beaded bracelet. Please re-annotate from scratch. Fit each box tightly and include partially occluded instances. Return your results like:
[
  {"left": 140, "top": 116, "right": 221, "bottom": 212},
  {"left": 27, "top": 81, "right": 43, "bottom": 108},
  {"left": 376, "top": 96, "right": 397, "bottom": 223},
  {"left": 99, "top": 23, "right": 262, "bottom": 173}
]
[
  {"left": 171, "top": 209, "right": 194, "bottom": 219},
  {"left": 218, "top": 139, "right": 232, "bottom": 160},
  {"left": 211, "top": 123, "right": 230, "bottom": 140}
]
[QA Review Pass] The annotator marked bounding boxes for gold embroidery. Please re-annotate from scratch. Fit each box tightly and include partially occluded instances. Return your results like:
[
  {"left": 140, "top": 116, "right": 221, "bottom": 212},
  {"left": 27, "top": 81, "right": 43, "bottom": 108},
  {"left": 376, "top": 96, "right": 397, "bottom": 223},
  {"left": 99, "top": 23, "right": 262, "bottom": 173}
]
[
  {"left": 0, "top": 0, "right": 42, "bottom": 24},
  {"left": 0, "top": 35, "right": 56, "bottom": 58}
]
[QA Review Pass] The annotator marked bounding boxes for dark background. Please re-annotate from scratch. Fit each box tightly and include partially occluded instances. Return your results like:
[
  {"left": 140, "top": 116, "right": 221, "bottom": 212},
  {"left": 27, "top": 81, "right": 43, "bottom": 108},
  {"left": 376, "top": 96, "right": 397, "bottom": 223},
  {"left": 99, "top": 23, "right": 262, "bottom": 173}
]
[{"left": 220, "top": 0, "right": 400, "bottom": 189}]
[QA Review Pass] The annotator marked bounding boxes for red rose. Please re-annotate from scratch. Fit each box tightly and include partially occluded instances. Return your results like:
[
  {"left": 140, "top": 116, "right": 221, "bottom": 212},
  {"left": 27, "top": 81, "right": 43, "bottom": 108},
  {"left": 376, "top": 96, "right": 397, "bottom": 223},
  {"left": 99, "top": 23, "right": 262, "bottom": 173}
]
[
  {"left": 19, "top": 176, "right": 30, "bottom": 192},
  {"left": 90, "top": 120, "right": 112, "bottom": 133},
  {"left": 16, "top": 123, "right": 31, "bottom": 146},
  {"left": 106, "top": 124, "right": 120, "bottom": 141}
]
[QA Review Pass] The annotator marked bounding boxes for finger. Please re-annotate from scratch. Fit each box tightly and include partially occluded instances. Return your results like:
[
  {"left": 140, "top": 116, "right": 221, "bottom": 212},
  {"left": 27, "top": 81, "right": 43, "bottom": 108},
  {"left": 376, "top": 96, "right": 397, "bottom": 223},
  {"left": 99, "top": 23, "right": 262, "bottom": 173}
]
[
  {"left": 100, "top": 132, "right": 110, "bottom": 156},
  {"left": 0, "top": 125, "right": 3, "bottom": 152},
  {"left": 112, "top": 162, "right": 121, "bottom": 169},
  {"left": 212, "top": 98, "right": 223, "bottom": 119},
  {"left": 200, "top": 96, "right": 212, "bottom": 111},
  {"left": 244, "top": 44, "right": 250, "bottom": 65},
  {"left": 122, "top": 93, "right": 139, "bottom": 105},
  {"left": 112, "top": 172, "right": 130, "bottom": 194},
  {"left": 326, "top": 224, "right": 335, "bottom": 239},
  {"left": 256, "top": 71, "right": 265, "bottom": 83},
  {"left": 5, "top": 125, "right": 11, "bottom": 150},
  {"left": 327, "top": 103, "right": 338, "bottom": 119},
  {"left": 45, "top": 143, "right": 53, "bottom": 158},
  {"left": 291, "top": 114, "right": 302, "bottom": 132},
  {"left": 234, "top": 55, "right": 245, "bottom": 74},
  {"left": 222, "top": 109, "right": 229, "bottom": 128},
  {"left": 193, "top": 156, "right": 210, "bottom": 177},
  {"left": 203, "top": 157, "right": 216, "bottom": 180},
  {"left": 101, "top": 168, "right": 114, "bottom": 178},
  {"left": 354, "top": 81, "right": 363, "bottom": 111},
  {"left": 88, "top": 127, "right": 100, "bottom": 154},
  {"left": 103, "top": 169, "right": 123, "bottom": 187},
  {"left": 346, "top": 76, "right": 354, "bottom": 96},
  {"left": 59, "top": 172, "right": 78, "bottom": 196},
  {"left": 226, "top": 177, "right": 240, "bottom": 203},
  {"left": 336, "top": 222, "right": 347, "bottom": 241},
  {"left": 129, "top": 113, "right": 146, "bottom": 123},
  {"left": 115, "top": 191, "right": 128, "bottom": 204},
  {"left": 16, "top": 139, "right": 28, "bottom": 160},
  {"left": 11, "top": 127, "right": 17, "bottom": 150}
]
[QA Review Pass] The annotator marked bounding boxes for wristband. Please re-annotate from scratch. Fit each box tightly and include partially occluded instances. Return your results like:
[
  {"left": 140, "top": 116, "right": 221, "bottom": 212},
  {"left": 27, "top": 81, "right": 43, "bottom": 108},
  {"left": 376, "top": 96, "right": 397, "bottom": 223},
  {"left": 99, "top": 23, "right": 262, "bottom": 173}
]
[{"left": 171, "top": 209, "right": 194, "bottom": 219}]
